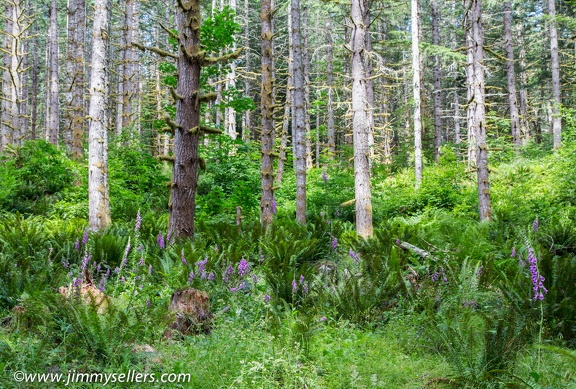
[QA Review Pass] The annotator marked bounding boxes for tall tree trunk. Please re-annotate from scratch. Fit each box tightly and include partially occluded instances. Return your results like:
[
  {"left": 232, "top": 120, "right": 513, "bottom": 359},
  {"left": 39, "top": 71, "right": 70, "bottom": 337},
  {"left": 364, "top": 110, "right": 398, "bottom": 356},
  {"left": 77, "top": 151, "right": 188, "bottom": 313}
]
[
  {"left": 121, "top": 0, "right": 139, "bottom": 132},
  {"left": 225, "top": 0, "right": 237, "bottom": 139},
  {"left": 503, "top": 1, "right": 521, "bottom": 148},
  {"left": 303, "top": 4, "right": 312, "bottom": 170},
  {"left": 517, "top": 22, "right": 530, "bottom": 144},
  {"left": 351, "top": 0, "right": 373, "bottom": 238},
  {"left": 88, "top": 0, "right": 111, "bottom": 231},
  {"left": 292, "top": 0, "right": 306, "bottom": 224},
  {"left": 30, "top": 12, "right": 38, "bottom": 140},
  {"left": 45, "top": 0, "right": 60, "bottom": 145},
  {"left": 411, "top": 0, "right": 423, "bottom": 188},
  {"left": 325, "top": 17, "right": 336, "bottom": 159},
  {"left": 1, "top": 1, "right": 15, "bottom": 150},
  {"left": 66, "top": 0, "right": 86, "bottom": 158},
  {"left": 260, "top": 0, "right": 275, "bottom": 228},
  {"left": 466, "top": 0, "right": 492, "bottom": 222},
  {"left": 241, "top": 0, "right": 251, "bottom": 141},
  {"left": 432, "top": 0, "right": 442, "bottom": 162},
  {"left": 454, "top": 92, "right": 461, "bottom": 145},
  {"left": 363, "top": 1, "right": 374, "bottom": 169},
  {"left": 548, "top": 0, "right": 561, "bottom": 149},
  {"left": 115, "top": 0, "right": 125, "bottom": 135}
]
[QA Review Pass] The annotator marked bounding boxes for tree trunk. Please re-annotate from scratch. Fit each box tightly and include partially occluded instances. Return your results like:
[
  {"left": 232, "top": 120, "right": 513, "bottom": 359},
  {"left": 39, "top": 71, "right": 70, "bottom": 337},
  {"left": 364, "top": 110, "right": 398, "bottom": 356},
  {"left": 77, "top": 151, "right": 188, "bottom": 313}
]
[
  {"left": 432, "top": 0, "right": 442, "bottom": 162},
  {"left": 1, "top": 1, "right": 14, "bottom": 150},
  {"left": 503, "top": 1, "right": 521, "bottom": 149},
  {"left": 225, "top": 0, "right": 237, "bottom": 139},
  {"left": 292, "top": 0, "right": 306, "bottom": 224},
  {"left": 66, "top": 0, "right": 86, "bottom": 158},
  {"left": 45, "top": 0, "right": 60, "bottom": 145},
  {"left": 466, "top": 0, "right": 492, "bottom": 222},
  {"left": 88, "top": 0, "right": 111, "bottom": 231},
  {"left": 30, "top": 13, "right": 38, "bottom": 140},
  {"left": 363, "top": 1, "right": 374, "bottom": 169},
  {"left": 241, "top": 0, "right": 251, "bottom": 141},
  {"left": 548, "top": 0, "right": 561, "bottom": 149},
  {"left": 411, "top": 0, "right": 423, "bottom": 188},
  {"left": 260, "top": 0, "right": 275, "bottom": 228},
  {"left": 517, "top": 23, "right": 530, "bottom": 144},
  {"left": 325, "top": 17, "right": 336, "bottom": 159},
  {"left": 121, "top": 0, "right": 139, "bottom": 132},
  {"left": 303, "top": 5, "right": 312, "bottom": 170},
  {"left": 351, "top": 0, "right": 373, "bottom": 238}
]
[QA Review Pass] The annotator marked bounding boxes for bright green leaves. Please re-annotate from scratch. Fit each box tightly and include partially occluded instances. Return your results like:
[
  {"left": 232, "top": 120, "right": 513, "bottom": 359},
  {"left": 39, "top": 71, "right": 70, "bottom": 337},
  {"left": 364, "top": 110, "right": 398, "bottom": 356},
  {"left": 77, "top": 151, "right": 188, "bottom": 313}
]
[{"left": 201, "top": 6, "right": 241, "bottom": 55}]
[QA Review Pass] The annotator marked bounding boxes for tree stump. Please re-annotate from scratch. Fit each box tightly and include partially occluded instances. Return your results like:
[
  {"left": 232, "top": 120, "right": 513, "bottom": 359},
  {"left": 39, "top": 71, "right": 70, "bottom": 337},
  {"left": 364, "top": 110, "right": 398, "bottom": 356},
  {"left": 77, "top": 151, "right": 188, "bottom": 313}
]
[{"left": 164, "top": 288, "right": 212, "bottom": 338}]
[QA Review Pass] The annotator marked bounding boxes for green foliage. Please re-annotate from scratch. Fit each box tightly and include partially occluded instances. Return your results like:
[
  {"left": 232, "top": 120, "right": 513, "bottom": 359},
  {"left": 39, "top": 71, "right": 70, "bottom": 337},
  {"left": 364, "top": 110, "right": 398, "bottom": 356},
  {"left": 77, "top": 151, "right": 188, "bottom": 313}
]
[{"left": 200, "top": 6, "right": 241, "bottom": 54}]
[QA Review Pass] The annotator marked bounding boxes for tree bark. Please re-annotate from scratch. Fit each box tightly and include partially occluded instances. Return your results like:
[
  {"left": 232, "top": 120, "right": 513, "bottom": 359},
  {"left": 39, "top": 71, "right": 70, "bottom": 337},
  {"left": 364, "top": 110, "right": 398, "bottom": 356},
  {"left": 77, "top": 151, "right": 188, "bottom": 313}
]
[
  {"left": 88, "top": 0, "right": 111, "bottom": 231},
  {"left": 517, "top": 22, "right": 530, "bottom": 144},
  {"left": 121, "top": 0, "right": 139, "bottom": 132},
  {"left": 503, "top": 1, "right": 521, "bottom": 149},
  {"left": 66, "top": 0, "right": 86, "bottom": 158},
  {"left": 363, "top": 1, "right": 374, "bottom": 169},
  {"left": 351, "top": 0, "right": 373, "bottom": 238},
  {"left": 292, "top": 0, "right": 307, "bottom": 224},
  {"left": 411, "top": 0, "right": 423, "bottom": 188},
  {"left": 548, "top": 0, "right": 561, "bottom": 149},
  {"left": 45, "top": 0, "right": 60, "bottom": 145},
  {"left": 241, "top": 0, "right": 251, "bottom": 141},
  {"left": 432, "top": 0, "right": 442, "bottom": 162},
  {"left": 325, "top": 17, "right": 336, "bottom": 159},
  {"left": 303, "top": 4, "right": 312, "bottom": 170},
  {"left": 260, "top": 0, "right": 275, "bottom": 228},
  {"left": 225, "top": 0, "right": 237, "bottom": 139},
  {"left": 466, "top": 0, "right": 492, "bottom": 222}
]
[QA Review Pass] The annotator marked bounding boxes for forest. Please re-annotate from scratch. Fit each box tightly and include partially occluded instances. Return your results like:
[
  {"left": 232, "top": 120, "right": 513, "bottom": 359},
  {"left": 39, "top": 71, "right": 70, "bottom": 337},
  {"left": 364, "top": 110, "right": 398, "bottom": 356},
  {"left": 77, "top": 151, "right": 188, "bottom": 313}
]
[{"left": 1, "top": 0, "right": 576, "bottom": 387}]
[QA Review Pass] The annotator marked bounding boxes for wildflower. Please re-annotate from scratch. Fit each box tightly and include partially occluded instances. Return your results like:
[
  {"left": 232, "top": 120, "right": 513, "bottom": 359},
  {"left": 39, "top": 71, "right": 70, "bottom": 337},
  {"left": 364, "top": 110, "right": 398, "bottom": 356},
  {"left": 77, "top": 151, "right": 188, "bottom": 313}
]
[
  {"left": 196, "top": 257, "right": 208, "bottom": 274},
  {"left": 123, "top": 241, "right": 131, "bottom": 258},
  {"left": 208, "top": 272, "right": 215, "bottom": 281},
  {"left": 121, "top": 276, "right": 126, "bottom": 284},
  {"left": 528, "top": 248, "right": 548, "bottom": 301},
  {"left": 223, "top": 265, "right": 234, "bottom": 283},
  {"left": 148, "top": 265, "right": 153, "bottom": 275},
  {"left": 431, "top": 271, "right": 439, "bottom": 282},
  {"left": 82, "top": 229, "right": 89, "bottom": 245},
  {"left": 146, "top": 300, "right": 151, "bottom": 308},
  {"left": 98, "top": 278, "right": 106, "bottom": 292},
  {"left": 292, "top": 279, "right": 298, "bottom": 293},
  {"left": 181, "top": 250, "right": 187, "bottom": 266},
  {"left": 319, "top": 316, "right": 327, "bottom": 322},
  {"left": 96, "top": 264, "right": 101, "bottom": 272},
  {"left": 532, "top": 218, "right": 539, "bottom": 233},
  {"left": 252, "top": 275, "right": 258, "bottom": 284},
  {"left": 120, "top": 258, "right": 127, "bottom": 269},
  {"left": 264, "top": 294, "right": 271, "bottom": 302},
  {"left": 214, "top": 244, "right": 218, "bottom": 252},
  {"left": 81, "top": 254, "right": 91, "bottom": 271},
  {"left": 62, "top": 259, "right": 69, "bottom": 268},
  {"left": 349, "top": 249, "right": 359, "bottom": 264},
  {"left": 259, "top": 254, "right": 265, "bottom": 263},
  {"left": 271, "top": 197, "right": 277, "bottom": 214},
  {"left": 139, "top": 256, "right": 145, "bottom": 266},
  {"left": 511, "top": 247, "right": 517, "bottom": 258},
  {"left": 135, "top": 210, "right": 142, "bottom": 231},
  {"left": 188, "top": 271, "right": 195, "bottom": 283},
  {"left": 230, "top": 286, "right": 239, "bottom": 292},
  {"left": 302, "top": 283, "right": 309, "bottom": 294},
  {"left": 137, "top": 245, "right": 143, "bottom": 252},
  {"left": 74, "top": 239, "right": 80, "bottom": 250},
  {"left": 201, "top": 271, "right": 207, "bottom": 280},
  {"left": 322, "top": 170, "right": 328, "bottom": 183},
  {"left": 157, "top": 232, "right": 165, "bottom": 249},
  {"left": 440, "top": 266, "right": 448, "bottom": 283},
  {"left": 73, "top": 277, "right": 82, "bottom": 288},
  {"left": 299, "top": 275, "right": 305, "bottom": 285},
  {"left": 114, "top": 267, "right": 120, "bottom": 274},
  {"left": 238, "top": 258, "right": 250, "bottom": 277},
  {"left": 104, "top": 269, "right": 111, "bottom": 279},
  {"left": 166, "top": 231, "right": 172, "bottom": 243},
  {"left": 395, "top": 239, "right": 401, "bottom": 245},
  {"left": 331, "top": 236, "right": 338, "bottom": 250}
]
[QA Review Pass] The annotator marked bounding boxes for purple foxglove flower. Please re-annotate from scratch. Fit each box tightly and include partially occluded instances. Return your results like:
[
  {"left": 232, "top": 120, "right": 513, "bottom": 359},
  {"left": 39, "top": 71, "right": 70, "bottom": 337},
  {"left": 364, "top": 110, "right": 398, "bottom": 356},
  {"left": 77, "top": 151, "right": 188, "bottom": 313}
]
[
  {"left": 319, "top": 316, "right": 327, "bottom": 322},
  {"left": 196, "top": 257, "right": 208, "bottom": 274},
  {"left": 148, "top": 265, "right": 153, "bottom": 275},
  {"left": 431, "top": 271, "right": 439, "bottom": 282},
  {"left": 74, "top": 239, "right": 80, "bottom": 250},
  {"left": 82, "top": 229, "right": 89, "bottom": 245},
  {"left": 98, "top": 278, "right": 106, "bottom": 292},
  {"left": 511, "top": 247, "right": 517, "bottom": 258},
  {"left": 188, "top": 271, "right": 195, "bottom": 283},
  {"left": 135, "top": 210, "right": 142, "bottom": 231},
  {"left": 104, "top": 269, "right": 111, "bottom": 279},
  {"left": 181, "top": 250, "right": 187, "bottom": 266},
  {"left": 114, "top": 267, "right": 120, "bottom": 274},
  {"left": 532, "top": 218, "right": 539, "bottom": 233},
  {"left": 331, "top": 236, "right": 338, "bottom": 250},
  {"left": 121, "top": 276, "right": 126, "bottom": 284},
  {"left": 528, "top": 248, "right": 548, "bottom": 301},
  {"left": 230, "top": 286, "right": 239, "bottom": 292},
  {"left": 73, "top": 277, "right": 82, "bottom": 288},
  {"left": 299, "top": 275, "right": 305, "bottom": 285},
  {"left": 62, "top": 260, "right": 69, "bottom": 268},
  {"left": 238, "top": 258, "right": 250, "bottom": 277},
  {"left": 157, "top": 232, "right": 165, "bottom": 249},
  {"left": 349, "top": 249, "right": 359, "bottom": 264},
  {"left": 208, "top": 272, "right": 215, "bottom": 281},
  {"left": 322, "top": 170, "right": 328, "bottom": 183},
  {"left": 252, "top": 275, "right": 258, "bottom": 284},
  {"left": 302, "top": 283, "right": 309, "bottom": 294},
  {"left": 264, "top": 294, "right": 271, "bottom": 302},
  {"left": 292, "top": 279, "right": 298, "bottom": 293},
  {"left": 201, "top": 271, "right": 207, "bottom": 279},
  {"left": 139, "top": 257, "right": 145, "bottom": 266},
  {"left": 146, "top": 299, "right": 151, "bottom": 307},
  {"left": 137, "top": 245, "right": 143, "bottom": 252}
]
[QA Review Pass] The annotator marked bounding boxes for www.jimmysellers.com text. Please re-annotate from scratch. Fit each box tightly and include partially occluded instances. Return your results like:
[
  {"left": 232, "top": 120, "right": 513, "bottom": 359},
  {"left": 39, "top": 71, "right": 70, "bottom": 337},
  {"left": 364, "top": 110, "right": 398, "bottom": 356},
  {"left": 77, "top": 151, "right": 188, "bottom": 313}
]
[{"left": 12, "top": 369, "right": 192, "bottom": 385}]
